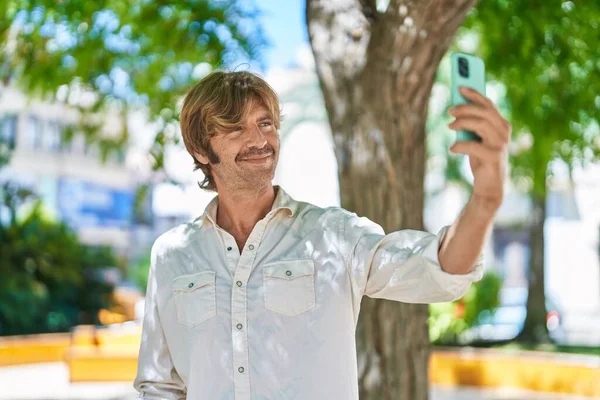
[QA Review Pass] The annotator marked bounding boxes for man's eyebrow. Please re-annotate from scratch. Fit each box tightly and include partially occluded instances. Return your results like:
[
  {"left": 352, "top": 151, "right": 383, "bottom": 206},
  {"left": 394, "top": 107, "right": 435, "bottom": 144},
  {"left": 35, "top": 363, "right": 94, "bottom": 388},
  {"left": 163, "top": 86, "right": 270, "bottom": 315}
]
[{"left": 256, "top": 114, "right": 272, "bottom": 121}]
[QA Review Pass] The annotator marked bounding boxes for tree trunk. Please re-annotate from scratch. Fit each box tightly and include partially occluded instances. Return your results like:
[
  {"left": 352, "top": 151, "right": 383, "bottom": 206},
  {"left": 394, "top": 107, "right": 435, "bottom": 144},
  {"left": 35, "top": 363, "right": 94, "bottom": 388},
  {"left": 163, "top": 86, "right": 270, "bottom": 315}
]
[
  {"left": 519, "top": 192, "right": 551, "bottom": 343},
  {"left": 306, "top": 1, "right": 477, "bottom": 398}
]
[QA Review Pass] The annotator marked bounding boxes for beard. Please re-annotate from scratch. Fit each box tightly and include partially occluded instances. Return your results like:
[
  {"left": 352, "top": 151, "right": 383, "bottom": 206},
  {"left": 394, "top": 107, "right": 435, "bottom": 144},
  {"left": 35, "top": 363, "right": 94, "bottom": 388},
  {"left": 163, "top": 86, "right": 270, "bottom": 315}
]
[{"left": 209, "top": 141, "right": 279, "bottom": 190}]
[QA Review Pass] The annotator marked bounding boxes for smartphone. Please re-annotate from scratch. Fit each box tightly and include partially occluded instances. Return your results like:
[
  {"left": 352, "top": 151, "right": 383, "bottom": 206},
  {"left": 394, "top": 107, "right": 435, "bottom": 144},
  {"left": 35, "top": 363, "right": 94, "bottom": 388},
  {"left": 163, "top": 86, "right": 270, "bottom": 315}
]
[{"left": 450, "top": 52, "right": 485, "bottom": 142}]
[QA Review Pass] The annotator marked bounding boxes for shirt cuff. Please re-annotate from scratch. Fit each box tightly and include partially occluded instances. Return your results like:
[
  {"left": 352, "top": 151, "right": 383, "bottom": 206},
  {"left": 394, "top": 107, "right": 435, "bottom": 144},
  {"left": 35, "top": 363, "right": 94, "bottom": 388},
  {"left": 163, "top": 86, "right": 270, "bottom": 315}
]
[{"left": 421, "top": 225, "right": 485, "bottom": 301}]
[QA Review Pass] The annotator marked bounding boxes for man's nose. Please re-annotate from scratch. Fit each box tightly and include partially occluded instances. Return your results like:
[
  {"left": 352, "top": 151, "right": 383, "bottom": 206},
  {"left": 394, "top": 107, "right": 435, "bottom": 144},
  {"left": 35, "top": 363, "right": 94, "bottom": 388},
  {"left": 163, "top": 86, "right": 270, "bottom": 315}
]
[{"left": 246, "top": 124, "right": 267, "bottom": 148}]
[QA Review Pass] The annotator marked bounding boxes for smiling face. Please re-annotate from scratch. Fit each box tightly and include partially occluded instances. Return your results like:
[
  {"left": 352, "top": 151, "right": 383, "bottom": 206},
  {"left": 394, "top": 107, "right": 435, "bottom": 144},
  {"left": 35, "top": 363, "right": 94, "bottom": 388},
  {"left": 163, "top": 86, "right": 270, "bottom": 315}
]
[
  {"left": 180, "top": 71, "right": 282, "bottom": 192},
  {"left": 194, "top": 102, "right": 280, "bottom": 192}
]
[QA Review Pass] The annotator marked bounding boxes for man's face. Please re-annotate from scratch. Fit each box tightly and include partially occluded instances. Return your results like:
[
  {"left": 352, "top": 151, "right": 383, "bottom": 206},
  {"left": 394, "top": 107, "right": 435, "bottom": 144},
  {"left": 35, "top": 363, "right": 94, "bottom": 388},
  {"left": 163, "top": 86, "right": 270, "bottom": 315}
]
[{"left": 198, "top": 104, "right": 280, "bottom": 191}]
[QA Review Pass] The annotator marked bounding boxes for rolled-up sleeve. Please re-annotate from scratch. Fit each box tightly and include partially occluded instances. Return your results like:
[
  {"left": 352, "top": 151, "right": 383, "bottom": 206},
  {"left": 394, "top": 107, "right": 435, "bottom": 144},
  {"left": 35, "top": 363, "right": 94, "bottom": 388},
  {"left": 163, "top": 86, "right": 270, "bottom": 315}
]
[
  {"left": 342, "top": 212, "right": 484, "bottom": 304},
  {"left": 133, "top": 242, "right": 186, "bottom": 399}
]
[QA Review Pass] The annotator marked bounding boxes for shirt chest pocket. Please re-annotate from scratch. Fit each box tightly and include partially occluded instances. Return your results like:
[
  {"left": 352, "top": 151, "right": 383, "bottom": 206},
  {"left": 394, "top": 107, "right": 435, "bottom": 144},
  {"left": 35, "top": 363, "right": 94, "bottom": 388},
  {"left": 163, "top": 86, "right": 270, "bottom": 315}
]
[
  {"left": 262, "top": 260, "right": 316, "bottom": 317},
  {"left": 172, "top": 271, "right": 217, "bottom": 327}
]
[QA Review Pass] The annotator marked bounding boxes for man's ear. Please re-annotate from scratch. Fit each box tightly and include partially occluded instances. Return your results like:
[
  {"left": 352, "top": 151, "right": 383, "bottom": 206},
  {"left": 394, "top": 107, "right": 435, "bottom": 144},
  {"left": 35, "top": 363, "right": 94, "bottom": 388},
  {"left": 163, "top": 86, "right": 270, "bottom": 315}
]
[{"left": 193, "top": 151, "right": 209, "bottom": 165}]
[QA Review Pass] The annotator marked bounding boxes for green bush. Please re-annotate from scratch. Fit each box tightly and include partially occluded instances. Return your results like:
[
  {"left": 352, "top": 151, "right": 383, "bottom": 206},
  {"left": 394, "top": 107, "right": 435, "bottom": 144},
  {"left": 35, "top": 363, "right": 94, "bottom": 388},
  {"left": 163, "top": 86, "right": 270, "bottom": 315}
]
[
  {"left": 0, "top": 197, "right": 117, "bottom": 336},
  {"left": 129, "top": 252, "right": 151, "bottom": 293},
  {"left": 429, "top": 269, "right": 503, "bottom": 345}
]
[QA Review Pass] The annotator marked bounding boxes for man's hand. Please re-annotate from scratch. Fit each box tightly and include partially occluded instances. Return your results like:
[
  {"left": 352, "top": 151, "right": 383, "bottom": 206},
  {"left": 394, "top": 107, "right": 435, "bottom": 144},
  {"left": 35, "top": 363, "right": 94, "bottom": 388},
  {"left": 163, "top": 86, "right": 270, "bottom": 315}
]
[{"left": 448, "top": 86, "right": 511, "bottom": 209}]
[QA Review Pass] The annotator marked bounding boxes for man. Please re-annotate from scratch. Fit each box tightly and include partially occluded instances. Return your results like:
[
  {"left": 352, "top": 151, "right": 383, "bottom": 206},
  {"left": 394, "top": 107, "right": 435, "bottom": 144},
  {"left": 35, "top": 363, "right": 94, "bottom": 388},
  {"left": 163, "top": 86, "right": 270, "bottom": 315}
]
[{"left": 134, "top": 71, "right": 510, "bottom": 399}]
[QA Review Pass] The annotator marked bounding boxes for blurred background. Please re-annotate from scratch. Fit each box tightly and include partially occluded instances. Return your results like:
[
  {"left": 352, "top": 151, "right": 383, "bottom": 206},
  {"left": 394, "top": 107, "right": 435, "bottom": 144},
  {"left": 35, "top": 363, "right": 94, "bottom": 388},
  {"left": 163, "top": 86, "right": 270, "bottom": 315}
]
[{"left": 0, "top": 0, "right": 599, "bottom": 399}]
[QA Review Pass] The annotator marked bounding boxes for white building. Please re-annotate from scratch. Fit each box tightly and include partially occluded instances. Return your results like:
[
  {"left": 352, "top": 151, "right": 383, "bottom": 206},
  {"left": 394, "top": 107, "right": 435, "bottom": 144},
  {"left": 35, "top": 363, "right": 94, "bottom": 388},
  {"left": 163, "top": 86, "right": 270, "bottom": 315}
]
[{"left": 0, "top": 85, "right": 143, "bottom": 253}]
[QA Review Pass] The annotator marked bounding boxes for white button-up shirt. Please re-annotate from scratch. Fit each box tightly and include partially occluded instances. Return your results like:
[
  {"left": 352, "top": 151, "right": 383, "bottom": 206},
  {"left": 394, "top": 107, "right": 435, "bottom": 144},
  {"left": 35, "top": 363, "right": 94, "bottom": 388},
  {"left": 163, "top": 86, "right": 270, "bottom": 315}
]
[{"left": 134, "top": 185, "right": 483, "bottom": 399}]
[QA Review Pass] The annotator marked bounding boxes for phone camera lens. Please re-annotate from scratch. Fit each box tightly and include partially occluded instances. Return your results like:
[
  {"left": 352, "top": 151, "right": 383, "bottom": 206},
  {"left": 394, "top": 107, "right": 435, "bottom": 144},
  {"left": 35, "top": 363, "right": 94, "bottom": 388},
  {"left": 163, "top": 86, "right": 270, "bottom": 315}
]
[{"left": 458, "top": 57, "right": 469, "bottom": 78}]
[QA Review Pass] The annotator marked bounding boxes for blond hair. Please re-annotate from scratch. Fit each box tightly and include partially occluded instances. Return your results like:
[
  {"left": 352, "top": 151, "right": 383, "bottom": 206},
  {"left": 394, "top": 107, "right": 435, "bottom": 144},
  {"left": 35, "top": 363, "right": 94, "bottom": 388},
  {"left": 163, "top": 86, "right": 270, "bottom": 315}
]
[{"left": 179, "top": 71, "right": 281, "bottom": 191}]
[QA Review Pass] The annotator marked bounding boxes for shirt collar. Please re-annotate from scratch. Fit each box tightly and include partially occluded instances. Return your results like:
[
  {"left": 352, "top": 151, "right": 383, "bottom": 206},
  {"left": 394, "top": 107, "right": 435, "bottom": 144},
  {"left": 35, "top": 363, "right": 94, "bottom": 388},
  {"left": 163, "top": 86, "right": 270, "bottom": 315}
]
[{"left": 201, "top": 185, "right": 296, "bottom": 226}]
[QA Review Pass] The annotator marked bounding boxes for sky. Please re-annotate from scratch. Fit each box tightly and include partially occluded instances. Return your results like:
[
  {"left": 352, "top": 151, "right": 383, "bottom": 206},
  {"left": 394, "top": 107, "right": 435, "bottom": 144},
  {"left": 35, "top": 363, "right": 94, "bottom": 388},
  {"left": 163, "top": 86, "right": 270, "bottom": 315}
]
[{"left": 254, "top": 0, "right": 308, "bottom": 70}]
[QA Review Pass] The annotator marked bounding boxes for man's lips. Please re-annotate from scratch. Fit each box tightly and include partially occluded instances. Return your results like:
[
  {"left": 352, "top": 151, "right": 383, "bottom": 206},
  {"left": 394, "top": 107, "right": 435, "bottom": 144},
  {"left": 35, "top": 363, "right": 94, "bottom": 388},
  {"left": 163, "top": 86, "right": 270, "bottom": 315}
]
[{"left": 238, "top": 153, "right": 272, "bottom": 162}]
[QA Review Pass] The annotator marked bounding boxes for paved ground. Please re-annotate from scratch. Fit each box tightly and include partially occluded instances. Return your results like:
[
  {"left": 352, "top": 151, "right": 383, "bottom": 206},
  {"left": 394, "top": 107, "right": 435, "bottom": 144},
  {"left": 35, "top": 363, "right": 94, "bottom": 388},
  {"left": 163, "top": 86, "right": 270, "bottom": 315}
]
[
  {"left": 431, "top": 387, "right": 596, "bottom": 400},
  {"left": 0, "top": 363, "right": 595, "bottom": 400}
]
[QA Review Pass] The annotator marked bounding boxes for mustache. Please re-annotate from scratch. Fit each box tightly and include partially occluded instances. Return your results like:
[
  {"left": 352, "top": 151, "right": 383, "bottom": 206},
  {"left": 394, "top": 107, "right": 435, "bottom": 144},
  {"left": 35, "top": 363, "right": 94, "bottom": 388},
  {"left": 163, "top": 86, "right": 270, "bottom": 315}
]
[{"left": 236, "top": 146, "right": 275, "bottom": 160}]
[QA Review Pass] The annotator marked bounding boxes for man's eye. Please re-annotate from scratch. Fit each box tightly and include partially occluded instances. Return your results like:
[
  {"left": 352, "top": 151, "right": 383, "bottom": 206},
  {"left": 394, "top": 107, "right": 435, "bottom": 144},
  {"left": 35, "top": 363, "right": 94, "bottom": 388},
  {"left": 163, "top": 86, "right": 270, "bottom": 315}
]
[{"left": 260, "top": 122, "right": 272, "bottom": 127}]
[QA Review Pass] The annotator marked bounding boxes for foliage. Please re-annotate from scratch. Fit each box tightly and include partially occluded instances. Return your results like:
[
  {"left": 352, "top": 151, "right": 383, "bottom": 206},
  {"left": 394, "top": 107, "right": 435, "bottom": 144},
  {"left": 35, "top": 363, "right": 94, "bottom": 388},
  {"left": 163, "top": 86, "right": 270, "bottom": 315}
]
[
  {"left": 0, "top": 185, "right": 118, "bottom": 335},
  {"left": 78, "top": 245, "right": 120, "bottom": 325},
  {"left": 429, "top": 270, "right": 503, "bottom": 345},
  {"left": 461, "top": 1, "right": 600, "bottom": 343},
  {"left": 129, "top": 251, "right": 151, "bottom": 293},
  {"left": 0, "top": 1, "right": 269, "bottom": 230},
  {"left": 429, "top": 3, "right": 600, "bottom": 202},
  {"left": 427, "top": 2, "right": 600, "bottom": 344},
  {"left": 0, "top": 0, "right": 268, "bottom": 172},
  {"left": 463, "top": 1, "right": 600, "bottom": 196},
  {"left": 0, "top": 0, "right": 267, "bottom": 336}
]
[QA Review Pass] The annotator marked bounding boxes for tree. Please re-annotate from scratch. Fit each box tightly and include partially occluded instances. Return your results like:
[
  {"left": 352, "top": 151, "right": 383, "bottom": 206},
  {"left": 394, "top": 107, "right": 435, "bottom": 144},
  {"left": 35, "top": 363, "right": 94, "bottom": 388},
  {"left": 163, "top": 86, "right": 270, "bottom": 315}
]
[
  {"left": 0, "top": 0, "right": 269, "bottom": 335},
  {"left": 465, "top": 1, "right": 600, "bottom": 343},
  {"left": 306, "top": 1, "right": 479, "bottom": 398},
  {"left": 0, "top": 0, "right": 267, "bottom": 169},
  {"left": 306, "top": 0, "right": 600, "bottom": 397}
]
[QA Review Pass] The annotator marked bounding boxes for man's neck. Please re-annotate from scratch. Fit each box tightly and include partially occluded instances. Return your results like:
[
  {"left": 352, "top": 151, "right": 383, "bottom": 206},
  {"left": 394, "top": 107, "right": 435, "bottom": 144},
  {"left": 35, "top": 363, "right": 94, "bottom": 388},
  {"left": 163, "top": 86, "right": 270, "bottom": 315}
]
[{"left": 215, "top": 184, "right": 276, "bottom": 246}]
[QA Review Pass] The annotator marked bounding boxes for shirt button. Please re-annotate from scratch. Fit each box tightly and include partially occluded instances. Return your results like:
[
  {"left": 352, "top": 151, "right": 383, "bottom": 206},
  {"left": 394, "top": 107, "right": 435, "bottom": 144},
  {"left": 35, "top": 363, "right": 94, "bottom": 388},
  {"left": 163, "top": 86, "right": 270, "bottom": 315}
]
[
  {"left": 286, "top": 270, "right": 292, "bottom": 276},
  {"left": 188, "top": 283, "right": 194, "bottom": 288},
  {"left": 238, "top": 367, "right": 244, "bottom": 373},
  {"left": 236, "top": 281, "right": 243, "bottom": 287},
  {"left": 236, "top": 323, "right": 243, "bottom": 330},
  {"left": 227, "top": 246, "right": 232, "bottom": 251},
  {"left": 248, "top": 244, "right": 255, "bottom": 250}
]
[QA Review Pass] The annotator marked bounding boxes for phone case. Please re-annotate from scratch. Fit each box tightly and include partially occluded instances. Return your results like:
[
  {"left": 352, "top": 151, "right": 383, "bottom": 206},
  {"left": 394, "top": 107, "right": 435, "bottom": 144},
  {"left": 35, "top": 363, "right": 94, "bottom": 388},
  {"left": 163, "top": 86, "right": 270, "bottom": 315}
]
[{"left": 450, "top": 52, "right": 486, "bottom": 142}]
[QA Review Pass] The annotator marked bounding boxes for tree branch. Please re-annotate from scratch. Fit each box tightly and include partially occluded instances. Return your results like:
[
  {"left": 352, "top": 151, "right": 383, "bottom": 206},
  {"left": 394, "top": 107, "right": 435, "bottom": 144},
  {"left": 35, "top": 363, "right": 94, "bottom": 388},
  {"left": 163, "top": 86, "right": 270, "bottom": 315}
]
[
  {"left": 359, "top": 0, "right": 378, "bottom": 22},
  {"left": 363, "top": 0, "right": 478, "bottom": 75}
]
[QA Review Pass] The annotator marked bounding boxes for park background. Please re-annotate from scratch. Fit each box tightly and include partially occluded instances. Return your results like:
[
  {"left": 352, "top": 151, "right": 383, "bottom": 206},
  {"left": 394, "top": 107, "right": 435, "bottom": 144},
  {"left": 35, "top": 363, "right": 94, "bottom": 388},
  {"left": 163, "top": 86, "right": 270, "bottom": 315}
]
[{"left": 0, "top": 0, "right": 599, "bottom": 399}]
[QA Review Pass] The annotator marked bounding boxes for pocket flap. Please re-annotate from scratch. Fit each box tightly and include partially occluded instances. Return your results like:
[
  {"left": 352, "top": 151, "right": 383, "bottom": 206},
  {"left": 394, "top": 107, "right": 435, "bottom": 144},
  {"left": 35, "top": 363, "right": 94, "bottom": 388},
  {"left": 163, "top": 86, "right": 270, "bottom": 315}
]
[
  {"left": 172, "top": 271, "right": 215, "bottom": 292},
  {"left": 263, "top": 260, "right": 315, "bottom": 280}
]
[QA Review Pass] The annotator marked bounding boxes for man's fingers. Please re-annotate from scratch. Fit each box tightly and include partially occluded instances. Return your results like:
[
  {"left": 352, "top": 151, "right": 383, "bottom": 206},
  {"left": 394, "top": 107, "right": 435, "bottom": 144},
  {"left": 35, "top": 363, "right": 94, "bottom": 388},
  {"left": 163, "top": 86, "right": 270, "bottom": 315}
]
[
  {"left": 448, "top": 117, "right": 504, "bottom": 149},
  {"left": 459, "top": 86, "right": 496, "bottom": 109},
  {"left": 452, "top": 88, "right": 510, "bottom": 139},
  {"left": 450, "top": 140, "right": 499, "bottom": 161},
  {"left": 449, "top": 104, "right": 506, "bottom": 138}
]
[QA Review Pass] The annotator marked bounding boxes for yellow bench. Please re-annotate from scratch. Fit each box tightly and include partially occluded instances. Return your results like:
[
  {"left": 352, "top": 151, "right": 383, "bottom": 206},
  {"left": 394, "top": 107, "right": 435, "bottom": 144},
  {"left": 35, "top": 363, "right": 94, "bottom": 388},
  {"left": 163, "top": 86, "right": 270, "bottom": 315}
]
[
  {"left": 430, "top": 347, "right": 600, "bottom": 398},
  {"left": 0, "top": 333, "right": 71, "bottom": 366},
  {"left": 65, "top": 323, "right": 142, "bottom": 382},
  {"left": 4, "top": 327, "right": 600, "bottom": 398},
  {"left": 65, "top": 345, "right": 139, "bottom": 382}
]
